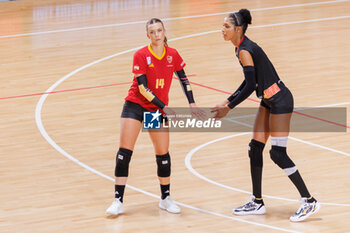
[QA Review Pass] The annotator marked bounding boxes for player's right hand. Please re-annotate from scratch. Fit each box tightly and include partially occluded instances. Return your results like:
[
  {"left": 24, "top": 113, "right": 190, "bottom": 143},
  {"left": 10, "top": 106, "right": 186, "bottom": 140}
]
[{"left": 215, "top": 99, "right": 230, "bottom": 108}]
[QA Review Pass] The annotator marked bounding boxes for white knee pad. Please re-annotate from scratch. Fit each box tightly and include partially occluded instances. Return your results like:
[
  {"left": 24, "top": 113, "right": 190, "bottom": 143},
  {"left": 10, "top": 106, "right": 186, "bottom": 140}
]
[{"left": 271, "top": 136, "right": 288, "bottom": 147}]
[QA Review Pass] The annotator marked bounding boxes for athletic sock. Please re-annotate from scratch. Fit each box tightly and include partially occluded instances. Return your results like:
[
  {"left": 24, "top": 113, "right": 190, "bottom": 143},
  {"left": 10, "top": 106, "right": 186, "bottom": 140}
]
[
  {"left": 307, "top": 196, "right": 317, "bottom": 203},
  {"left": 160, "top": 184, "right": 170, "bottom": 200},
  {"left": 115, "top": 184, "right": 125, "bottom": 203},
  {"left": 249, "top": 139, "right": 265, "bottom": 201},
  {"left": 288, "top": 170, "right": 311, "bottom": 198},
  {"left": 251, "top": 166, "right": 263, "bottom": 199},
  {"left": 253, "top": 197, "right": 264, "bottom": 205}
]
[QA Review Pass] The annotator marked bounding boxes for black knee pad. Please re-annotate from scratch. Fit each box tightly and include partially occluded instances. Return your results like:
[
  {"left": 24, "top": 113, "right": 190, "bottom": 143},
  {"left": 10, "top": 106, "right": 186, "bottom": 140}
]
[
  {"left": 248, "top": 139, "right": 265, "bottom": 167},
  {"left": 269, "top": 146, "right": 295, "bottom": 169},
  {"left": 156, "top": 152, "right": 171, "bottom": 177},
  {"left": 115, "top": 148, "right": 133, "bottom": 177}
]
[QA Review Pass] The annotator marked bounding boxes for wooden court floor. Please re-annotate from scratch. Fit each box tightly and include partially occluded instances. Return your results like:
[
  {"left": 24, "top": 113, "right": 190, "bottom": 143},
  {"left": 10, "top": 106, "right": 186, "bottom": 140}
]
[{"left": 1, "top": 0, "right": 350, "bottom": 232}]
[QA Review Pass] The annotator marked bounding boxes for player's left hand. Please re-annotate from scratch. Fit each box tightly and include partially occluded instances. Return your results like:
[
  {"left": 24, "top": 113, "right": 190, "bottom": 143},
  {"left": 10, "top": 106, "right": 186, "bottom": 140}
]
[
  {"left": 163, "top": 106, "right": 177, "bottom": 119},
  {"left": 189, "top": 103, "right": 206, "bottom": 120},
  {"left": 211, "top": 105, "right": 230, "bottom": 119}
]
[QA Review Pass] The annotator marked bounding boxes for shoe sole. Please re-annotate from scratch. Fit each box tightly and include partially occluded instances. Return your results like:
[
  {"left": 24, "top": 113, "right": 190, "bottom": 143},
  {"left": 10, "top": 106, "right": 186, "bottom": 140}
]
[
  {"left": 106, "top": 210, "right": 124, "bottom": 216},
  {"left": 233, "top": 210, "right": 266, "bottom": 216},
  {"left": 106, "top": 207, "right": 124, "bottom": 216},
  {"left": 290, "top": 203, "right": 321, "bottom": 222},
  {"left": 233, "top": 206, "right": 266, "bottom": 216},
  {"left": 159, "top": 205, "right": 181, "bottom": 214},
  {"left": 106, "top": 212, "right": 124, "bottom": 216}
]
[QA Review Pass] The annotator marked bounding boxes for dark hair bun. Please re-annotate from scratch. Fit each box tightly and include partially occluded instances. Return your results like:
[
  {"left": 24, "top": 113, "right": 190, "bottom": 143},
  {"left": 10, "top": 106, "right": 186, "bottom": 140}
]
[{"left": 239, "top": 9, "right": 252, "bottom": 25}]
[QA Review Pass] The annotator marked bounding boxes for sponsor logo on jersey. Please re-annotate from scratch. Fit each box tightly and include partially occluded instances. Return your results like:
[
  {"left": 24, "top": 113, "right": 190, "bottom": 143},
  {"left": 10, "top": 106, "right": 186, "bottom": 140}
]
[
  {"left": 181, "top": 61, "right": 185, "bottom": 67},
  {"left": 147, "top": 56, "right": 152, "bottom": 65},
  {"left": 167, "top": 55, "right": 173, "bottom": 63},
  {"left": 134, "top": 65, "right": 139, "bottom": 71}
]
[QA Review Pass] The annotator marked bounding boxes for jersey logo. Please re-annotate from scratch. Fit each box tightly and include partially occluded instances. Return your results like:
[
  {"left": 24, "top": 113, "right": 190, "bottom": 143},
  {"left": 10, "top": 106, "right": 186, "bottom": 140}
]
[
  {"left": 147, "top": 56, "right": 152, "bottom": 65},
  {"left": 167, "top": 55, "right": 172, "bottom": 63},
  {"left": 149, "top": 63, "right": 154, "bottom": 68},
  {"left": 180, "top": 61, "right": 185, "bottom": 67},
  {"left": 134, "top": 65, "right": 139, "bottom": 71}
]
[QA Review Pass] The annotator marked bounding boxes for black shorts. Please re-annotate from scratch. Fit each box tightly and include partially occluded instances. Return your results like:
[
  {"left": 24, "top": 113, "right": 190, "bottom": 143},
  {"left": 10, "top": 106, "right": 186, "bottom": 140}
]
[
  {"left": 121, "top": 101, "right": 168, "bottom": 123},
  {"left": 260, "top": 81, "right": 294, "bottom": 114}
]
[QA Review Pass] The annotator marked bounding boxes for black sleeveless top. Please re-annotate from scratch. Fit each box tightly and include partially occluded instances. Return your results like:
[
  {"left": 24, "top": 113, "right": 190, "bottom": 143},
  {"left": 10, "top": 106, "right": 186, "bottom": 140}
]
[{"left": 236, "top": 36, "right": 280, "bottom": 99}]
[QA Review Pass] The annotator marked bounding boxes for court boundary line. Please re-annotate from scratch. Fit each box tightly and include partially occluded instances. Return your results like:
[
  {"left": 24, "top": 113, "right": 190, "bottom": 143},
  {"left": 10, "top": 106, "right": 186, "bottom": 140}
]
[
  {"left": 185, "top": 130, "right": 350, "bottom": 207},
  {"left": 35, "top": 99, "right": 302, "bottom": 232},
  {"left": 223, "top": 117, "right": 350, "bottom": 158},
  {"left": 1, "top": 0, "right": 349, "bottom": 39},
  {"left": 35, "top": 105, "right": 302, "bottom": 233},
  {"left": 0, "top": 82, "right": 132, "bottom": 100},
  {"left": 34, "top": 14, "right": 350, "bottom": 233},
  {"left": 186, "top": 80, "right": 349, "bottom": 129}
]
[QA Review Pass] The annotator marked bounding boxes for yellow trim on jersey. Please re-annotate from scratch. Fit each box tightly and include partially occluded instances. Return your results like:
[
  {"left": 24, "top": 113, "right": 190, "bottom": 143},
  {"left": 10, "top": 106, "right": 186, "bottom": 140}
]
[
  {"left": 138, "top": 84, "right": 155, "bottom": 102},
  {"left": 148, "top": 44, "right": 166, "bottom": 60}
]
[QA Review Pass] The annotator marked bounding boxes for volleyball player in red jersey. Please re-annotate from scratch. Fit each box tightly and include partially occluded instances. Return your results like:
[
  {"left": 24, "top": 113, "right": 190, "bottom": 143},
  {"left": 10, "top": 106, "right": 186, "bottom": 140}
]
[
  {"left": 211, "top": 9, "right": 320, "bottom": 222},
  {"left": 106, "top": 18, "right": 203, "bottom": 216}
]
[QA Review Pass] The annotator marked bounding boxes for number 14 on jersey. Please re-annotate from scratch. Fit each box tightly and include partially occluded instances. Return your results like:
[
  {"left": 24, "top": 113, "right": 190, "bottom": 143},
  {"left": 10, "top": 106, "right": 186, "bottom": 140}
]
[{"left": 156, "top": 78, "right": 164, "bottom": 89}]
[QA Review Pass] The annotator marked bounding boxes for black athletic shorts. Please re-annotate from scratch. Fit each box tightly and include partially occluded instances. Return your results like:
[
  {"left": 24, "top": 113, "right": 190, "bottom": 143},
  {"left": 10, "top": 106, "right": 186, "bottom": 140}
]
[
  {"left": 260, "top": 81, "right": 294, "bottom": 114},
  {"left": 121, "top": 101, "right": 168, "bottom": 123}
]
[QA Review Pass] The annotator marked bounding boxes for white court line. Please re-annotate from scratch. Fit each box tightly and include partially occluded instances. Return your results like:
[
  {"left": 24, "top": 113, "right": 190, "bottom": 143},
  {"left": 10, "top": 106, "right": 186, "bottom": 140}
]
[
  {"left": 185, "top": 126, "right": 350, "bottom": 207},
  {"left": 106, "top": 15, "right": 350, "bottom": 43},
  {"left": 314, "top": 102, "right": 350, "bottom": 108},
  {"left": 295, "top": 102, "right": 350, "bottom": 110},
  {"left": 31, "top": 56, "right": 303, "bottom": 231},
  {"left": 289, "top": 136, "right": 350, "bottom": 158},
  {"left": 35, "top": 109, "right": 303, "bottom": 233},
  {"left": 33, "top": 107, "right": 300, "bottom": 233},
  {"left": 224, "top": 118, "right": 254, "bottom": 129},
  {"left": 251, "top": 15, "right": 350, "bottom": 29},
  {"left": 225, "top": 118, "right": 350, "bottom": 158},
  {"left": 34, "top": 15, "right": 350, "bottom": 232},
  {"left": 1, "top": 0, "right": 349, "bottom": 39},
  {"left": 227, "top": 114, "right": 257, "bottom": 120}
]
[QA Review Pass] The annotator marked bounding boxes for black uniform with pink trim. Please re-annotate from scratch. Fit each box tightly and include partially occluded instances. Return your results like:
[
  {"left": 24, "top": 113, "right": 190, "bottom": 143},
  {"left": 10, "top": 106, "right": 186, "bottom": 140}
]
[{"left": 228, "top": 36, "right": 294, "bottom": 114}]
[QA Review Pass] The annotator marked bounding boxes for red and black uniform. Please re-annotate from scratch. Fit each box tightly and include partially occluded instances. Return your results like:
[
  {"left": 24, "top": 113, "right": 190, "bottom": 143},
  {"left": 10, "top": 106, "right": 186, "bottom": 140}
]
[{"left": 122, "top": 45, "right": 193, "bottom": 122}]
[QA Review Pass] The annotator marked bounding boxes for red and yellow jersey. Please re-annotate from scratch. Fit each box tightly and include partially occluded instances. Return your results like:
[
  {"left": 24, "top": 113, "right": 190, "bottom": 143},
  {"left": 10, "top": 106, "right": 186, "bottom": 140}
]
[{"left": 125, "top": 45, "right": 186, "bottom": 111}]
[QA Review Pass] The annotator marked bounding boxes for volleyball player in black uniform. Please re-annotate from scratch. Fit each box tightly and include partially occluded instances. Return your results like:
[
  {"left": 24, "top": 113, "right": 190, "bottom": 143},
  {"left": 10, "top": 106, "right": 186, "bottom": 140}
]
[{"left": 211, "top": 9, "right": 320, "bottom": 222}]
